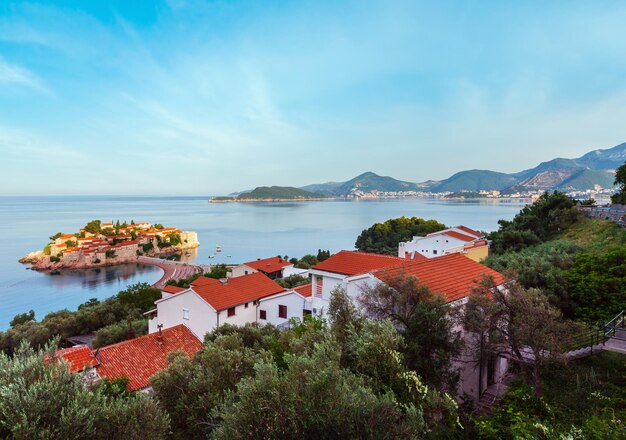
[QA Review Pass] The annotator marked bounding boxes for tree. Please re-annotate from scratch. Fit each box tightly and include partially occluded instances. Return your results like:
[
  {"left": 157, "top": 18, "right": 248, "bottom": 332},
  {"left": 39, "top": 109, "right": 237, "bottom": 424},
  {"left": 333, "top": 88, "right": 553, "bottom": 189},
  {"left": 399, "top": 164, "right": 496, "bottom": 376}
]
[
  {"left": 276, "top": 274, "right": 310, "bottom": 289},
  {"left": 355, "top": 216, "right": 446, "bottom": 255},
  {"left": 612, "top": 160, "right": 626, "bottom": 204},
  {"left": 317, "top": 249, "right": 331, "bottom": 262},
  {"left": 49, "top": 232, "right": 62, "bottom": 241},
  {"left": 84, "top": 219, "right": 101, "bottom": 234},
  {"left": 296, "top": 254, "right": 319, "bottom": 269},
  {"left": 0, "top": 340, "right": 169, "bottom": 439},
  {"left": 212, "top": 336, "right": 458, "bottom": 439},
  {"left": 489, "top": 192, "right": 579, "bottom": 254},
  {"left": 151, "top": 332, "right": 268, "bottom": 439},
  {"left": 10, "top": 309, "right": 35, "bottom": 328},
  {"left": 93, "top": 318, "right": 148, "bottom": 348},
  {"left": 205, "top": 264, "right": 228, "bottom": 279},
  {"left": 358, "top": 272, "right": 462, "bottom": 391},
  {"left": 463, "top": 278, "right": 583, "bottom": 396},
  {"left": 116, "top": 282, "right": 161, "bottom": 313}
]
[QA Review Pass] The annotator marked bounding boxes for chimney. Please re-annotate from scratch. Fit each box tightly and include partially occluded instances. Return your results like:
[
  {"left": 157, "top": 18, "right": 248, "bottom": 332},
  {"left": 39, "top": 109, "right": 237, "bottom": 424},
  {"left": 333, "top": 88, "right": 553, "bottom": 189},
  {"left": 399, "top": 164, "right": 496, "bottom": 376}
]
[
  {"left": 156, "top": 324, "right": 163, "bottom": 344},
  {"left": 127, "top": 317, "right": 136, "bottom": 340}
]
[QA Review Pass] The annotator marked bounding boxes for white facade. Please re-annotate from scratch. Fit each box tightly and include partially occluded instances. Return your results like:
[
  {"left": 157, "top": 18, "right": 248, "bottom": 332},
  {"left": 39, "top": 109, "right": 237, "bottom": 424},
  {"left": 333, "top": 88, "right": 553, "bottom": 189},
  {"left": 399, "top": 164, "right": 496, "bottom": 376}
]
[
  {"left": 230, "top": 264, "right": 257, "bottom": 278},
  {"left": 150, "top": 290, "right": 216, "bottom": 340},
  {"left": 398, "top": 227, "right": 483, "bottom": 259},
  {"left": 257, "top": 291, "right": 309, "bottom": 326}
]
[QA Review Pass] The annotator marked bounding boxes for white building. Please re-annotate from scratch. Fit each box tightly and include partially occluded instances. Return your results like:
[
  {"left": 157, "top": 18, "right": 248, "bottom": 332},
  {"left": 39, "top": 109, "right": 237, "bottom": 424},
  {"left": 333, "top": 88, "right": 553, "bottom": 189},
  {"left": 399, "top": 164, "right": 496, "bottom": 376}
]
[
  {"left": 147, "top": 273, "right": 307, "bottom": 339},
  {"left": 309, "top": 250, "right": 508, "bottom": 401},
  {"left": 398, "top": 225, "right": 490, "bottom": 262},
  {"left": 230, "top": 256, "right": 294, "bottom": 280}
]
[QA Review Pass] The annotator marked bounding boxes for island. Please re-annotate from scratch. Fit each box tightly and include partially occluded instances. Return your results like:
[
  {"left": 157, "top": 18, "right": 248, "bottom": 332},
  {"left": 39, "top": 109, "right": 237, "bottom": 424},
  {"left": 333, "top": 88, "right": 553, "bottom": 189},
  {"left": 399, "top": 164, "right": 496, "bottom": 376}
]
[
  {"left": 20, "top": 220, "right": 200, "bottom": 271},
  {"left": 209, "top": 186, "right": 330, "bottom": 202}
]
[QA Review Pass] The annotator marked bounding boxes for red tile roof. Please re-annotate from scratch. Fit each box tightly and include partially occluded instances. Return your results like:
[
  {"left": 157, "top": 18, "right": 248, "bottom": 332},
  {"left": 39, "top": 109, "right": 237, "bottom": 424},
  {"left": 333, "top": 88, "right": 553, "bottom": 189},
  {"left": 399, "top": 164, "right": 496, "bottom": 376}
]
[
  {"left": 55, "top": 345, "right": 99, "bottom": 373},
  {"left": 190, "top": 276, "right": 218, "bottom": 287},
  {"left": 162, "top": 285, "right": 186, "bottom": 294},
  {"left": 312, "top": 251, "right": 407, "bottom": 276},
  {"left": 438, "top": 230, "right": 477, "bottom": 242},
  {"left": 244, "top": 256, "right": 292, "bottom": 274},
  {"left": 293, "top": 283, "right": 312, "bottom": 298},
  {"left": 95, "top": 324, "right": 202, "bottom": 391},
  {"left": 455, "top": 225, "right": 482, "bottom": 238},
  {"left": 192, "top": 272, "right": 286, "bottom": 311},
  {"left": 375, "top": 253, "right": 504, "bottom": 303}
]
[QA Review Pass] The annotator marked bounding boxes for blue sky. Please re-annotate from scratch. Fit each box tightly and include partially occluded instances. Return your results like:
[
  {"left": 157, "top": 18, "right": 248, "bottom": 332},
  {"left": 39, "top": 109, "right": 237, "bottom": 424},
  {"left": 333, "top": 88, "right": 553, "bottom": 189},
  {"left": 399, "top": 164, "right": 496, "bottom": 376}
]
[{"left": 1, "top": 0, "right": 625, "bottom": 195}]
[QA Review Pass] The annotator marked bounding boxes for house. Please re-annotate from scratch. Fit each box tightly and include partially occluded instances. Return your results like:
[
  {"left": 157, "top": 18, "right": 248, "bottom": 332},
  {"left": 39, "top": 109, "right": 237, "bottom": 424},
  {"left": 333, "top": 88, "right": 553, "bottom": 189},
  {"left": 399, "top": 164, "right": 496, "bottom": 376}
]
[
  {"left": 53, "top": 324, "right": 202, "bottom": 392},
  {"left": 257, "top": 283, "right": 312, "bottom": 328},
  {"left": 309, "top": 250, "right": 507, "bottom": 401},
  {"left": 308, "top": 251, "right": 409, "bottom": 316},
  {"left": 147, "top": 272, "right": 302, "bottom": 339},
  {"left": 398, "top": 225, "right": 489, "bottom": 262},
  {"left": 230, "top": 256, "right": 294, "bottom": 279}
]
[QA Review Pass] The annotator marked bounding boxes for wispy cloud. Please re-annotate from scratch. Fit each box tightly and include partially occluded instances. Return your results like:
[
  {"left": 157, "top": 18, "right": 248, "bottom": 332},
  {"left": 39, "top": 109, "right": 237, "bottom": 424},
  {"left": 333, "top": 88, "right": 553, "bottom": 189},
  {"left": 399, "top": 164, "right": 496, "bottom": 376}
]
[{"left": 0, "top": 56, "right": 47, "bottom": 92}]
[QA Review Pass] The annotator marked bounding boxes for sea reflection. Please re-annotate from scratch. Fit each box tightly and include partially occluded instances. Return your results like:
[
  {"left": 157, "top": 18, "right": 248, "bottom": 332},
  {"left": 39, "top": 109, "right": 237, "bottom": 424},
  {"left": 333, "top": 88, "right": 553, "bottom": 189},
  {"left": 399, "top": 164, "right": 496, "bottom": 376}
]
[{"left": 44, "top": 264, "right": 162, "bottom": 290}]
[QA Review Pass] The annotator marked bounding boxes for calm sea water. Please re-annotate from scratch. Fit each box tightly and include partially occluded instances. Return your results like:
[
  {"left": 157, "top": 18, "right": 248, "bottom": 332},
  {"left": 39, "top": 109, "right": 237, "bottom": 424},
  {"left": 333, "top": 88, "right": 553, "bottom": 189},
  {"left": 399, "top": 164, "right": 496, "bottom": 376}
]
[{"left": 0, "top": 196, "right": 526, "bottom": 329}]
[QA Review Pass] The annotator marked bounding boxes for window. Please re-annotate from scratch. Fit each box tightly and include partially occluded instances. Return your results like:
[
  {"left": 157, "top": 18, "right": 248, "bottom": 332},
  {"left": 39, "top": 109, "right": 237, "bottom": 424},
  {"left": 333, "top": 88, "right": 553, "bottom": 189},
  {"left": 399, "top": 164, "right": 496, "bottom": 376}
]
[
  {"left": 279, "top": 305, "right": 287, "bottom": 319},
  {"left": 259, "top": 310, "right": 267, "bottom": 320},
  {"left": 244, "top": 270, "right": 248, "bottom": 275},
  {"left": 244, "top": 302, "right": 249, "bottom": 308},
  {"left": 227, "top": 307, "right": 236, "bottom": 317},
  {"left": 433, "top": 250, "right": 438, "bottom": 255},
  {"left": 182, "top": 309, "right": 190, "bottom": 320}
]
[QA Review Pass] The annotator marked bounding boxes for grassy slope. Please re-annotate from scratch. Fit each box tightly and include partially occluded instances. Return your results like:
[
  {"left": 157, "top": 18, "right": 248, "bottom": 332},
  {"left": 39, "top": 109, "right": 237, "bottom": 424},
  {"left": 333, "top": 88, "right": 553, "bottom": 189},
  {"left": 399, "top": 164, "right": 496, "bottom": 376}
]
[{"left": 558, "top": 216, "right": 626, "bottom": 252}]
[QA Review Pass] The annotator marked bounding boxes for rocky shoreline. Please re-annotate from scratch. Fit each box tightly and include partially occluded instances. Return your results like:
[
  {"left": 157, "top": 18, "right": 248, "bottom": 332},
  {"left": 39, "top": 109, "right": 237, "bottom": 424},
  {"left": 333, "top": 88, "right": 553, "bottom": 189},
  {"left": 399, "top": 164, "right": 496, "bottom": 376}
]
[{"left": 20, "top": 246, "right": 196, "bottom": 271}]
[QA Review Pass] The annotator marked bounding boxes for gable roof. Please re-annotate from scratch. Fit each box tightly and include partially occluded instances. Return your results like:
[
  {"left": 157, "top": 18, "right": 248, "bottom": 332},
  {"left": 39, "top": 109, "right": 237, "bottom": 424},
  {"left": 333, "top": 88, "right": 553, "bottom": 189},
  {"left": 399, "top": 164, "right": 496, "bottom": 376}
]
[
  {"left": 455, "top": 225, "right": 482, "bottom": 238},
  {"left": 438, "top": 230, "right": 477, "bottom": 242},
  {"left": 293, "top": 283, "right": 312, "bottom": 298},
  {"left": 162, "top": 285, "right": 186, "bottom": 294},
  {"left": 312, "top": 251, "right": 407, "bottom": 276},
  {"left": 243, "top": 256, "right": 292, "bottom": 273},
  {"left": 54, "top": 345, "right": 99, "bottom": 373},
  {"left": 192, "top": 272, "right": 286, "bottom": 311},
  {"left": 190, "top": 276, "right": 218, "bottom": 287},
  {"left": 95, "top": 324, "right": 202, "bottom": 391},
  {"left": 375, "top": 253, "right": 504, "bottom": 303}
]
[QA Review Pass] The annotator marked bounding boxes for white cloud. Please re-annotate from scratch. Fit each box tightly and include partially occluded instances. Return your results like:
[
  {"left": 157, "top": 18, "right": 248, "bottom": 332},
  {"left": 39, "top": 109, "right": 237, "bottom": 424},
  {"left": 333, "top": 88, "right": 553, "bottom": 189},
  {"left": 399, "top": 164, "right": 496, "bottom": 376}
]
[{"left": 0, "top": 56, "right": 47, "bottom": 92}]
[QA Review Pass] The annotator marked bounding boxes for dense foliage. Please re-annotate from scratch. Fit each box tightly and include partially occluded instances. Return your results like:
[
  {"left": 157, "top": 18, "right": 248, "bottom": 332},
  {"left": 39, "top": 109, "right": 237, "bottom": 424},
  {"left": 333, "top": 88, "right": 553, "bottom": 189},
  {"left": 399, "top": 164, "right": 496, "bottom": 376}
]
[
  {"left": 237, "top": 186, "right": 326, "bottom": 200},
  {"left": 358, "top": 276, "right": 462, "bottom": 392},
  {"left": 488, "top": 191, "right": 579, "bottom": 254},
  {"left": 355, "top": 216, "right": 446, "bottom": 255},
  {"left": 0, "top": 282, "right": 160, "bottom": 354},
  {"left": 0, "top": 340, "right": 169, "bottom": 439},
  {"left": 276, "top": 274, "right": 310, "bottom": 288},
  {"left": 484, "top": 191, "right": 626, "bottom": 324},
  {"left": 152, "top": 292, "right": 460, "bottom": 439},
  {"left": 473, "top": 352, "right": 626, "bottom": 439}
]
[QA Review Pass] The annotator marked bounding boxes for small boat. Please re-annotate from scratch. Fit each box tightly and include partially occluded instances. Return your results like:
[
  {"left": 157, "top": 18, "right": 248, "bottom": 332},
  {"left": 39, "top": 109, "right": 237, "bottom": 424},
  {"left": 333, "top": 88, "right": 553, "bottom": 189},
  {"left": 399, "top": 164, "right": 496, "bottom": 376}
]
[
  {"left": 216, "top": 245, "right": 222, "bottom": 252},
  {"left": 227, "top": 255, "right": 232, "bottom": 258}
]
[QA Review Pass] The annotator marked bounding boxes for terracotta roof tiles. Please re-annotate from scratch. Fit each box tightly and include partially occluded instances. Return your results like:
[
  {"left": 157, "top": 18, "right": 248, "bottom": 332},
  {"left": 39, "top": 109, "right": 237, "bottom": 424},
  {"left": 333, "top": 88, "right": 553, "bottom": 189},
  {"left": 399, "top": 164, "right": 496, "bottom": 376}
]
[
  {"left": 312, "top": 251, "right": 407, "bottom": 276},
  {"left": 95, "top": 324, "right": 202, "bottom": 391},
  {"left": 375, "top": 253, "right": 504, "bottom": 303},
  {"left": 191, "top": 272, "right": 286, "bottom": 311},
  {"left": 244, "top": 256, "right": 292, "bottom": 274}
]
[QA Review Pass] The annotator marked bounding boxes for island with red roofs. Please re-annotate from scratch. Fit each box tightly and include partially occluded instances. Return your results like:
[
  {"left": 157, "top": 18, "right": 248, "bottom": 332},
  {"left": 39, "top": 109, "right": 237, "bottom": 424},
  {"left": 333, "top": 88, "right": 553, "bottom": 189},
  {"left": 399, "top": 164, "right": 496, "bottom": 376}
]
[{"left": 19, "top": 220, "right": 199, "bottom": 271}]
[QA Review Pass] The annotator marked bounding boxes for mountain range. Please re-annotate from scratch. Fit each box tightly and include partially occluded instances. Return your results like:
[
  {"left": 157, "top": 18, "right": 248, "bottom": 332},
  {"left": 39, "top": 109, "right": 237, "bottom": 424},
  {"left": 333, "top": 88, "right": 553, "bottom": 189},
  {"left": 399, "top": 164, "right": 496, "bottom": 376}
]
[{"left": 299, "top": 142, "right": 625, "bottom": 196}]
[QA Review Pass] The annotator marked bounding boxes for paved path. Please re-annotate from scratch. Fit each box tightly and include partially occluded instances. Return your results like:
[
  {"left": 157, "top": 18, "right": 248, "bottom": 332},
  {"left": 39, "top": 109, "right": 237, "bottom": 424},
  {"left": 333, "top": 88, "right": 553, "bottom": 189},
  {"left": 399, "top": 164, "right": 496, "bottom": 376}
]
[{"left": 137, "top": 256, "right": 203, "bottom": 288}]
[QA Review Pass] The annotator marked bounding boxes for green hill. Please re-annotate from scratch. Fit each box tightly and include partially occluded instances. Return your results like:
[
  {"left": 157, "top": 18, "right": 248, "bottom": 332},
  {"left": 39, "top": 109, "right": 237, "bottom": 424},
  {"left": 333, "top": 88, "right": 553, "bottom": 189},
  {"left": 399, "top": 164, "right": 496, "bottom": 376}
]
[
  {"left": 429, "top": 170, "right": 518, "bottom": 192},
  {"left": 237, "top": 186, "right": 326, "bottom": 200},
  {"left": 331, "top": 172, "right": 417, "bottom": 196}
]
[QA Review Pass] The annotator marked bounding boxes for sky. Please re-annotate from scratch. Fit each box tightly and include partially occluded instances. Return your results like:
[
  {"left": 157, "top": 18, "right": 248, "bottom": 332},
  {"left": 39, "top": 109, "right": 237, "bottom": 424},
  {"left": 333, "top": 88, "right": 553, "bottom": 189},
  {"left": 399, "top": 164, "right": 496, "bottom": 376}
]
[{"left": 1, "top": 0, "right": 625, "bottom": 195}]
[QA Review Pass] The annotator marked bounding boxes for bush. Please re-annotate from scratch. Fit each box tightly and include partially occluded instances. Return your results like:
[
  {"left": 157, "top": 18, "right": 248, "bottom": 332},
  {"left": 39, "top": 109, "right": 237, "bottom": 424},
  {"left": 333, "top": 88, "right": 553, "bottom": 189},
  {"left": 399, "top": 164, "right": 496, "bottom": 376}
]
[
  {"left": 0, "top": 340, "right": 169, "bottom": 439},
  {"left": 276, "top": 274, "right": 310, "bottom": 288},
  {"left": 93, "top": 319, "right": 148, "bottom": 348}
]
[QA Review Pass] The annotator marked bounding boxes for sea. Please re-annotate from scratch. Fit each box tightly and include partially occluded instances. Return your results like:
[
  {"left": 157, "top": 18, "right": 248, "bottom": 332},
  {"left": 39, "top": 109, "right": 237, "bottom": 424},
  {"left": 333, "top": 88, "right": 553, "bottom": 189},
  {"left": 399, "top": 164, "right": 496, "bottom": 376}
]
[{"left": 0, "top": 196, "right": 527, "bottom": 329}]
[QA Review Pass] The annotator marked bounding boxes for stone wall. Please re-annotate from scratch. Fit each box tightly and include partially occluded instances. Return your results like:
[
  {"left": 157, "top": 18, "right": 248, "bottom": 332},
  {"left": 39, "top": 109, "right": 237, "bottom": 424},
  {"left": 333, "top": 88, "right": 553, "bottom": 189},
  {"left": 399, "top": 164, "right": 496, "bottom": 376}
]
[{"left": 578, "top": 204, "right": 626, "bottom": 228}]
